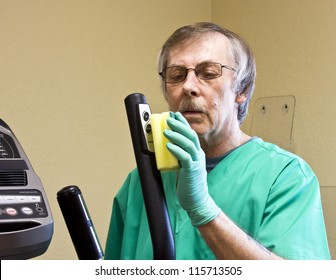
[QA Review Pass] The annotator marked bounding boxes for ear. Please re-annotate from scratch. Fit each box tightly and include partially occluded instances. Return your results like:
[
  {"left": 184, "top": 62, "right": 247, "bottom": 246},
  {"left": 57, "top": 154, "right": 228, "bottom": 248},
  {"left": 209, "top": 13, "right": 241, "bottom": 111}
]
[{"left": 235, "top": 93, "right": 247, "bottom": 104}]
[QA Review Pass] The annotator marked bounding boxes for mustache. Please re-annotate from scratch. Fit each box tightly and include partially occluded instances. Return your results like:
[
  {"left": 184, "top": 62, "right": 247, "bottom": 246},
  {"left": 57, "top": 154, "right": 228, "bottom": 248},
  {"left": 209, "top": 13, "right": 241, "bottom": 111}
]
[{"left": 177, "top": 99, "right": 207, "bottom": 114}]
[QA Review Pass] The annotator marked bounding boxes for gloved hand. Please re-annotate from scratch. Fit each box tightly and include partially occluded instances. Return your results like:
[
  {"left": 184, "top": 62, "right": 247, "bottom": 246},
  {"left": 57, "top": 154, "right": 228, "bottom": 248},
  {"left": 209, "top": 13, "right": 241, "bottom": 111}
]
[{"left": 163, "top": 112, "right": 221, "bottom": 227}]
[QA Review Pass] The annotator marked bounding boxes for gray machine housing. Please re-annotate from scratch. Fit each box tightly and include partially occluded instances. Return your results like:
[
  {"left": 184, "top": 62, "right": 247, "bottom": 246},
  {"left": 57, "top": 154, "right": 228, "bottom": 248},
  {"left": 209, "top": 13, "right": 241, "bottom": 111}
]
[{"left": 0, "top": 119, "right": 53, "bottom": 259}]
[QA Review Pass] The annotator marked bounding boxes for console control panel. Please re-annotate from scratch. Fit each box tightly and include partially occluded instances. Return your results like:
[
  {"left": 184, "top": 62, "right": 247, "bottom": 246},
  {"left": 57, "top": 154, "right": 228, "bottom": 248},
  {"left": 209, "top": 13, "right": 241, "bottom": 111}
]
[{"left": 0, "top": 189, "right": 48, "bottom": 220}]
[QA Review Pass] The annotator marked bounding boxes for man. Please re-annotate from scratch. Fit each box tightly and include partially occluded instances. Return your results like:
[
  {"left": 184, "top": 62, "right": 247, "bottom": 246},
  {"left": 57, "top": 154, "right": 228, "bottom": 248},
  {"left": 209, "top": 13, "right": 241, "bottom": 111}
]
[{"left": 105, "top": 22, "right": 330, "bottom": 259}]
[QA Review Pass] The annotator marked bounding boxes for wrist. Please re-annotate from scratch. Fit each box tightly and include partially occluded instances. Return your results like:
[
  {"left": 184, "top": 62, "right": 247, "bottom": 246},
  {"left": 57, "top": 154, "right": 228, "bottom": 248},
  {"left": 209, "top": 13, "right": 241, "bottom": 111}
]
[{"left": 186, "top": 195, "right": 221, "bottom": 227}]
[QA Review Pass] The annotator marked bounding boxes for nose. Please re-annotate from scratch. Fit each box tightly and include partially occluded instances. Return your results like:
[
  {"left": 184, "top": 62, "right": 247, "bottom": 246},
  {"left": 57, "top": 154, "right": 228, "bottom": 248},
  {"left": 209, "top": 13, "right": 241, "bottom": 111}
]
[{"left": 182, "top": 69, "right": 200, "bottom": 97}]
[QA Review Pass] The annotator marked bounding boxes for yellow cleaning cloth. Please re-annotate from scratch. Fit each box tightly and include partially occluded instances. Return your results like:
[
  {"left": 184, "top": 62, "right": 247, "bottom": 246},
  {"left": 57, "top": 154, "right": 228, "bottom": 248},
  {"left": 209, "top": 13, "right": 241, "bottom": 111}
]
[{"left": 150, "top": 112, "right": 179, "bottom": 171}]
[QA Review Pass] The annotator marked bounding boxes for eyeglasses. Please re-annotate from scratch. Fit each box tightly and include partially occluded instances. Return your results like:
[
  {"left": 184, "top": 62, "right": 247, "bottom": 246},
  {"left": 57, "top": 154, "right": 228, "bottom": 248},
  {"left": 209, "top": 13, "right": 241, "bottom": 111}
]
[{"left": 159, "top": 62, "right": 236, "bottom": 84}]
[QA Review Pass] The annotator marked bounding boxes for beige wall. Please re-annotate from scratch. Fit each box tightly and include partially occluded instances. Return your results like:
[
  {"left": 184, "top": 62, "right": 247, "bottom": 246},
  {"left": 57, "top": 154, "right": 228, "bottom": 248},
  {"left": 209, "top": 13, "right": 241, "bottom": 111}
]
[
  {"left": 212, "top": 0, "right": 336, "bottom": 259},
  {"left": 0, "top": 0, "right": 334, "bottom": 260},
  {"left": 0, "top": 0, "right": 211, "bottom": 259}
]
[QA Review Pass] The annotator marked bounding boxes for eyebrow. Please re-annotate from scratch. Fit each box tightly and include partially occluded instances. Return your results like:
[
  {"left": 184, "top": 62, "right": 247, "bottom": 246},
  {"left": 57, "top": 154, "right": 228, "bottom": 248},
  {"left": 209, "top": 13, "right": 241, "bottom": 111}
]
[{"left": 166, "top": 60, "right": 216, "bottom": 68}]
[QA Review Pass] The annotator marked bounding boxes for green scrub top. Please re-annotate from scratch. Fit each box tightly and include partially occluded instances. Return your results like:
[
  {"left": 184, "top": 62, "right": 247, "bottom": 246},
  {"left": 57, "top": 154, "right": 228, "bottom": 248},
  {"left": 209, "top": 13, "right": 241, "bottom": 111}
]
[{"left": 105, "top": 138, "right": 330, "bottom": 260}]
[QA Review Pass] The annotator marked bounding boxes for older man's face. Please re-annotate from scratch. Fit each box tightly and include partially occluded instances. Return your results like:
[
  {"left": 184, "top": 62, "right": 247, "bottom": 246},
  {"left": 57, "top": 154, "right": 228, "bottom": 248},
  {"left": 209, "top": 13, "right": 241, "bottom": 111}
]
[{"left": 164, "top": 33, "right": 243, "bottom": 143}]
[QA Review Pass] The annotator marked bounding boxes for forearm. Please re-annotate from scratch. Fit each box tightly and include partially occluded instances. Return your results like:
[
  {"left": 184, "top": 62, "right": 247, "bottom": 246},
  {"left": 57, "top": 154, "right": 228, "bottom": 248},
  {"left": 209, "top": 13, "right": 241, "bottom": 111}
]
[{"left": 198, "top": 211, "right": 284, "bottom": 260}]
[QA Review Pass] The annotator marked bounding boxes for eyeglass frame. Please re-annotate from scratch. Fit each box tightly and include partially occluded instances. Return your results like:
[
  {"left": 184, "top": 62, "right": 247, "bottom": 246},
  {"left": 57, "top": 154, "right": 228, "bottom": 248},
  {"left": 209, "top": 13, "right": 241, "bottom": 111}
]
[{"left": 159, "top": 61, "right": 236, "bottom": 84}]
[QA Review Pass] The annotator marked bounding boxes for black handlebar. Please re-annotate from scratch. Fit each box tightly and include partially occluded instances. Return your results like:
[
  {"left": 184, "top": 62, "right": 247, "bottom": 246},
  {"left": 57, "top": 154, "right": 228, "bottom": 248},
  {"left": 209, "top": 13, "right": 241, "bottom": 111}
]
[
  {"left": 124, "top": 93, "right": 175, "bottom": 260},
  {"left": 57, "top": 185, "right": 104, "bottom": 260}
]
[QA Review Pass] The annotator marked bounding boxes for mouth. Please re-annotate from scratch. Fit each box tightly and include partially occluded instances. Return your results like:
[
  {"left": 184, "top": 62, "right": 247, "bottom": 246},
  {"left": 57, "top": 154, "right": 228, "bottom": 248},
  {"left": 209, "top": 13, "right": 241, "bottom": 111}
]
[
  {"left": 182, "top": 109, "right": 204, "bottom": 114},
  {"left": 181, "top": 109, "right": 206, "bottom": 119}
]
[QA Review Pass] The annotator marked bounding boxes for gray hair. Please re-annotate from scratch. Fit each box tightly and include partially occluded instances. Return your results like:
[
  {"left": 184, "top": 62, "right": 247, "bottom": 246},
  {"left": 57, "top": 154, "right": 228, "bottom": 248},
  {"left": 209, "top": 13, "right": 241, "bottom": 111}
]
[{"left": 158, "top": 22, "right": 256, "bottom": 124}]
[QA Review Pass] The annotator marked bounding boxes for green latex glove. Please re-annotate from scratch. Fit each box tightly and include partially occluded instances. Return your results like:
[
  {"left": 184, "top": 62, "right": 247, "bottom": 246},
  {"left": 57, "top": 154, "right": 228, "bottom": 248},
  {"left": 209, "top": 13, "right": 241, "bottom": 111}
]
[{"left": 163, "top": 112, "right": 221, "bottom": 227}]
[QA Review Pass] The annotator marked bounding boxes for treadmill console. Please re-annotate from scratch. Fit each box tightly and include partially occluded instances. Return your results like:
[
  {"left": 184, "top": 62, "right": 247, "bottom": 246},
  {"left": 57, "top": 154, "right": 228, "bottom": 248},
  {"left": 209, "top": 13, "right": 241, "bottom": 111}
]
[{"left": 0, "top": 119, "right": 53, "bottom": 259}]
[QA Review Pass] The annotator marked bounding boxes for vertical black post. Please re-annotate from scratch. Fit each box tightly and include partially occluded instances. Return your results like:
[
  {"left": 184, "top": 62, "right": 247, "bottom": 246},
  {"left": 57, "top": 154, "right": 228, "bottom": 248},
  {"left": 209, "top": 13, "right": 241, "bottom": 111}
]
[
  {"left": 57, "top": 185, "right": 104, "bottom": 260},
  {"left": 124, "top": 93, "right": 175, "bottom": 260}
]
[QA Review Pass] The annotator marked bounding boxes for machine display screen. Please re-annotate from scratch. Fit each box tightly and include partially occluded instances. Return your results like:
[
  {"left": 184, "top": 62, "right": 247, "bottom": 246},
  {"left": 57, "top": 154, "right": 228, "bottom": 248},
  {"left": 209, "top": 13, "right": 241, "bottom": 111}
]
[{"left": 0, "top": 133, "right": 20, "bottom": 158}]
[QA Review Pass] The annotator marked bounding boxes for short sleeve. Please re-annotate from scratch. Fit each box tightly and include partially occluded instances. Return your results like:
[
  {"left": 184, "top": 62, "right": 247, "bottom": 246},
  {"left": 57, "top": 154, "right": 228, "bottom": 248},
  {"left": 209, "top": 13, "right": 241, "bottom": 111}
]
[{"left": 255, "top": 158, "right": 330, "bottom": 259}]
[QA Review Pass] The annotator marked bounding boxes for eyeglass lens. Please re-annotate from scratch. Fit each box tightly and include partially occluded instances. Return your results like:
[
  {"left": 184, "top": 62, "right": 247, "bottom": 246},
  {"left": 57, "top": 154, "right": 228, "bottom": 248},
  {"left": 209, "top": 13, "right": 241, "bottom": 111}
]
[{"left": 163, "top": 62, "right": 223, "bottom": 83}]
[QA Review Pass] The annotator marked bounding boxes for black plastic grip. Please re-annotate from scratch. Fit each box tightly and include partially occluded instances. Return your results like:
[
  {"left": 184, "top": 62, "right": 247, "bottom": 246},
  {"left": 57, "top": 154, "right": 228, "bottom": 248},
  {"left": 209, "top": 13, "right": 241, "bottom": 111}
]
[
  {"left": 124, "top": 93, "right": 175, "bottom": 260},
  {"left": 57, "top": 185, "right": 104, "bottom": 260}
]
